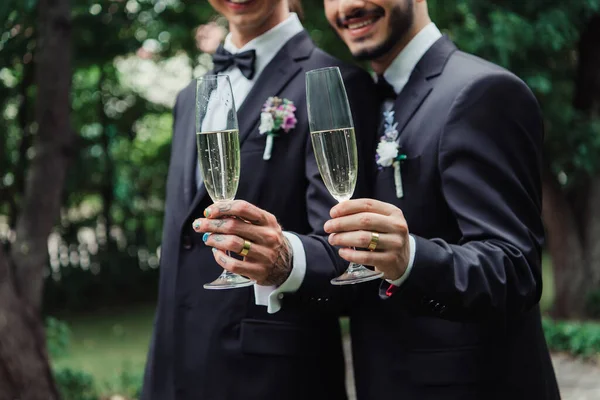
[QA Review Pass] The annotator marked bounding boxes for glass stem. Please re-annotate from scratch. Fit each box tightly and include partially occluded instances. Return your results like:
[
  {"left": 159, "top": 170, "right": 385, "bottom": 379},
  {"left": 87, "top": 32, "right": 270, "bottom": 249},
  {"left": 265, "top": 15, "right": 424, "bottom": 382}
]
[{"left": 347, "top": 248, "right": 362, "bottom": 271}]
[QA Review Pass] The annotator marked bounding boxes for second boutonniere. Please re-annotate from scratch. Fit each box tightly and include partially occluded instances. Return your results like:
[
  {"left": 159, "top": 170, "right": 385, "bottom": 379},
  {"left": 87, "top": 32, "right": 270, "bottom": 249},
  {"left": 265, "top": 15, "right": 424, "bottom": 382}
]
[
  {"left": 376, "top": 110, "right": 407, "bottom": 198},
  {"left": 258, "top": 96, "right": 297, "bottom": 160}
]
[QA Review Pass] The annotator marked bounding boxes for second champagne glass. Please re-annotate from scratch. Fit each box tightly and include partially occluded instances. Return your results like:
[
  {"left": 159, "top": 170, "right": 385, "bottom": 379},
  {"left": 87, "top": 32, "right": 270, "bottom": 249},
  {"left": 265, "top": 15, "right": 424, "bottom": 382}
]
[
  {"left": 306, "top": 67, "right": 384, "bottom": 285},
  {"left": 196, "top": 74, "right": 254, "bottom": 289}
]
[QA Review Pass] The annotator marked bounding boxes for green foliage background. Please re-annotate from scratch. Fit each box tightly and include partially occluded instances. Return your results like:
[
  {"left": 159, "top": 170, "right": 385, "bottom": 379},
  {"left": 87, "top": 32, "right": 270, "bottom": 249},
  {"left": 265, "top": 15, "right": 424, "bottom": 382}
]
[{"left": 1, "top": 0, "right": 600, "bottom": 311}]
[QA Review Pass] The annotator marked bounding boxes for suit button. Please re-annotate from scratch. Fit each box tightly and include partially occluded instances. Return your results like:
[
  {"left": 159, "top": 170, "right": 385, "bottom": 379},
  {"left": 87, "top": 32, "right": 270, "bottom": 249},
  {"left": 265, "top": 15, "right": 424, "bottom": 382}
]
[{"left": 181, "top": 234, "right": 193, "bottom": 250}]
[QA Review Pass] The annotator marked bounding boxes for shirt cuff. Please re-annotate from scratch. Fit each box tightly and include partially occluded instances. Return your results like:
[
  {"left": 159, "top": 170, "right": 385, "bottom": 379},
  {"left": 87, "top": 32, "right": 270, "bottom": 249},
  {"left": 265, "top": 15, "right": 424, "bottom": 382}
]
[
  {"left": 253, "top": 231, "right": 307, "bottom": 314},
  {"left": 387, "top": 234, "right": 416, "bottom": 287}
]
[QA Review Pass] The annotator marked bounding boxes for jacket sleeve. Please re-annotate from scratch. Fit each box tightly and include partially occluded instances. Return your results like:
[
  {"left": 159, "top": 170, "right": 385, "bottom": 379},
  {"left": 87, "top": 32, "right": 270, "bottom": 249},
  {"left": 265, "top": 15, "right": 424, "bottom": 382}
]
[
  {"left": 390, "top": 73, "right": 545, "bottom": 320},
  {"left": 283, "top": 67, "right": 381, "bottom": 314}
]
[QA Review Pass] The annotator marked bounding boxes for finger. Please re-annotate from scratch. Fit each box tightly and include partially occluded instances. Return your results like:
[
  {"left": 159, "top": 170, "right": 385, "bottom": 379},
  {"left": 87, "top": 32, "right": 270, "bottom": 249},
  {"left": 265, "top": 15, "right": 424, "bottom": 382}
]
[
  {"left": 338, "top": 248, "right": 405, "bottom": 280},
  {"left": 211, "top": 248, "right": 266, "bottom": 281},
  {"left": 203, "top": 233, "right": 245, "bottom": 254},
  {"left": 330, "top": 198, "right": 400, "bottom": 218},
  {"left": 328, "top": 231, "right": 404, "bottom": 251},
  {"left": 193, "top": 218, "right": 269, "bottom": 243},
  {"left": 337, "top": 248, "right": 394, "bottom": 270},
  {"left": 204, "top": 200, "right": 275, "bottom": 226},
  {"left": 204, "top": 233, "right": 277, "bottom": 265},
  {"left": 324, "top": 212, "right": 407, "bottom": 235}
]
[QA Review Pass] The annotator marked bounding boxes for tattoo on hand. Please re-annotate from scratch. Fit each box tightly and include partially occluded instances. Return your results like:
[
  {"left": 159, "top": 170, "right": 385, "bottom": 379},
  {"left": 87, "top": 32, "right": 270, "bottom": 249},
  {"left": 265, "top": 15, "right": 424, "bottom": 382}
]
[
  {"left": 213, "top": 234, "right": 224, "bottom": 242},
  {"left": 211, "top": 219, "right": 227, "bottom": 228},
  {"left": 263, "top": 237, "right": 292, "bottom": 286},
  {"left": 218, "top": 256, "right": 228, "bottom": 265},
  {"left": 217, "top": 203, "right": 233, "bottom": 213}
]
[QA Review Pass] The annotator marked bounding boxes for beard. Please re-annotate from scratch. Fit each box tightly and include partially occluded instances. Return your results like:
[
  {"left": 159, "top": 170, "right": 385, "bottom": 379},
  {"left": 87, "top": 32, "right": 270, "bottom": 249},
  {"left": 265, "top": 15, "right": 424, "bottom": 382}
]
[{"left": 352, "top": 2, "right": 414, "bottom": 61}]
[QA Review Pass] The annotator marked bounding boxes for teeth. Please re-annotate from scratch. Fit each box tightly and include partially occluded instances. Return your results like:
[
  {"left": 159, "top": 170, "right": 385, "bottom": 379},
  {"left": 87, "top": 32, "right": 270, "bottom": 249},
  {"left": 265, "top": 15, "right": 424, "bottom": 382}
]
[
  {"left": 347, "top": 18, "right": 376, "bottom": 30},
  {"left": 230, "top": 0, "right": 252, "bottom": 3}
]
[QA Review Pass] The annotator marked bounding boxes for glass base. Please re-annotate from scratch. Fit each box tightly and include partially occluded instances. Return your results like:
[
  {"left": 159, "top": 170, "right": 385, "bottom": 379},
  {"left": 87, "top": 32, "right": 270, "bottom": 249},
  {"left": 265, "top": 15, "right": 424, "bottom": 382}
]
[
  {"left": 331, "top": 264, "right": 384, "bottom": 286},
  {"left": 204, "top": 270, "right": 254, "bottom": 290}
]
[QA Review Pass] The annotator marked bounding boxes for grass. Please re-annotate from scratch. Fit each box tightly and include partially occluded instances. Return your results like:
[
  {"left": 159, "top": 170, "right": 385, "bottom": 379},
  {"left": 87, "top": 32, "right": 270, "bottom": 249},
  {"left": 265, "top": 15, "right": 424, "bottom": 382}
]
[{"left": 51, "top": 303, "right": 156, "bottom": 389}]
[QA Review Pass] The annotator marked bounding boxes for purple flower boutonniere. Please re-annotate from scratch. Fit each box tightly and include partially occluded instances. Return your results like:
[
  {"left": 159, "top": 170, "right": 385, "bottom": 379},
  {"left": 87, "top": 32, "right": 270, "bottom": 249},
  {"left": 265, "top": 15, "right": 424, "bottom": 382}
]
[{"left": 258, "top": 96, "right": 297, "bottom": 160}]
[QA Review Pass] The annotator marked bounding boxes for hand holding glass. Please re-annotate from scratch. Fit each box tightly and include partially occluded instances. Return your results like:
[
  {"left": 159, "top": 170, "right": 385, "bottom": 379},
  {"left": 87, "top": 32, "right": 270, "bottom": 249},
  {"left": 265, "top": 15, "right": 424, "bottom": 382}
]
[
  {"left": 195, "top": 75, "right": 254, "bottom": 289},
  {"left": 306, "top": 67, "right": 384, "bottom": 285}
]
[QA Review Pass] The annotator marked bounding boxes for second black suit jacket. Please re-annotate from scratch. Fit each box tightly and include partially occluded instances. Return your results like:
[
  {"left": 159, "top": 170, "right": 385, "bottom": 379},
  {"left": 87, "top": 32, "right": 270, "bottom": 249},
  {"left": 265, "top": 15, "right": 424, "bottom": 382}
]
[
  {"left": 285, "top": 36, "right": 561, "bottom": 399},
  {"left": 141, "top": 31, "right": 380, "bottom": 400}
]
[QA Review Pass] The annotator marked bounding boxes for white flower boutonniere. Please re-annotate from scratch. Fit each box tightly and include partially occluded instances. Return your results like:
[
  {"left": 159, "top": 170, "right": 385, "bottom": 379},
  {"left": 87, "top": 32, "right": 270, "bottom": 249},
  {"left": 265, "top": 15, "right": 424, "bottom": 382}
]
[
  {"left": 258, "top": 96, "right": 297, "bottom": 160},
  {"left": 376, "top": 110, "right": 407, "bottom": 198}
]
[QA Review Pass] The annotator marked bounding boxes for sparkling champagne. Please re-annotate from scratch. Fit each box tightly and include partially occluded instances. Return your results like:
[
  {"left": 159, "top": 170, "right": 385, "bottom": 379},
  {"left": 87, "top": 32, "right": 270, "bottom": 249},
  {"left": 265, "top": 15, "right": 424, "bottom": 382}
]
[
  {"left": 196, "top": 129, "right": 240, "bottom": 202},
  {"left": 311, "top": 127, "right": 358, "bottom": 203}
]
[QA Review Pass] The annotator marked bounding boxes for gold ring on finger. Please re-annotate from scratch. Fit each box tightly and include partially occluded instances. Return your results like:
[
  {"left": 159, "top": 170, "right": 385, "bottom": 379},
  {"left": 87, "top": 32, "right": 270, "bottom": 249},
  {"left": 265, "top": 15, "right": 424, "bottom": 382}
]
[
  {"left": 239, "top": 240, "right": 252, "bottom": 257},
  {"left": 368, "top": 232, "right": 380, "bottom": 251}
]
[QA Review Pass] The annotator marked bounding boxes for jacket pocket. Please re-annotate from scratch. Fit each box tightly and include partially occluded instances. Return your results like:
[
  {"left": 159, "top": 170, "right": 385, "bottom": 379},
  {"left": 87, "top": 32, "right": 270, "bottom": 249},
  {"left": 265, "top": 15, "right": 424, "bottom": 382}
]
[{"left": 240, "top": 319, "right": 312, "bottom": 357}]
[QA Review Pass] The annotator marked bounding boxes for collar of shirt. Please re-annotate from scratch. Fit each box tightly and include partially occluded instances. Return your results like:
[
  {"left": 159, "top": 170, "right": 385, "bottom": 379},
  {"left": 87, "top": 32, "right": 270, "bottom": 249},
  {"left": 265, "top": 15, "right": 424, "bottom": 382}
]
[
  {"left": 222, "top": 12, "right": 304, "bottom": 81},
  {"left": 382, "top": 22, "right": 443, "bottom": 95}
]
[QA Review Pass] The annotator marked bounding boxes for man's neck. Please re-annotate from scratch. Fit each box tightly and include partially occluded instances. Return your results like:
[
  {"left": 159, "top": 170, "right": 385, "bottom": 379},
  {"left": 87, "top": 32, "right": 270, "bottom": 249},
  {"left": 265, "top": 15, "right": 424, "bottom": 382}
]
[
  {"left": 229, "top": 9, "right": 290, "bottom": 48},
  {"left": 370, "top": 18, "right": 431, "bottom": 76}
]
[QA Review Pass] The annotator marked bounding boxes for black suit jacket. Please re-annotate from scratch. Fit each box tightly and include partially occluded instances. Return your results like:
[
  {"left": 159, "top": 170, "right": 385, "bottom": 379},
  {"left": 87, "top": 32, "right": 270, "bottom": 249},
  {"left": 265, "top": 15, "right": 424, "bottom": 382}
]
[
  {"left": 141, "top": 31, "right": 380, "bottom": 400},
  {"left": 287, "top": 37, "right": 561, "bottom": 399}
]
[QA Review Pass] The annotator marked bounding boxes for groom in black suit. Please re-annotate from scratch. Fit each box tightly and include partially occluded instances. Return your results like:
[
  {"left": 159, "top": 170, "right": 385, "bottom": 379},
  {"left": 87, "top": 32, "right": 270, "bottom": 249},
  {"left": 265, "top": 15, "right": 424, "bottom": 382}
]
[
  {"left": 206, "top": 0, "right": 562, "bottom": 399},
  {"left": 320, "top": 0, "right": 561, "bottom": 399},
  {"left": 141, "top": 0, "right": 379, "bottom": 399}
]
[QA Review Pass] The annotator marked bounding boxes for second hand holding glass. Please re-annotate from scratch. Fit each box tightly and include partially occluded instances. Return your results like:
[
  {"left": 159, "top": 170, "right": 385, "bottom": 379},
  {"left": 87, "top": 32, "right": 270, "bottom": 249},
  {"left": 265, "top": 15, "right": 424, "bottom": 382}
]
[
  {"left": 306, "top": 67, "right": 384, "bottom": 285},
  {"left": 195, "top": 74, "right": 254, "bottom": 289}
]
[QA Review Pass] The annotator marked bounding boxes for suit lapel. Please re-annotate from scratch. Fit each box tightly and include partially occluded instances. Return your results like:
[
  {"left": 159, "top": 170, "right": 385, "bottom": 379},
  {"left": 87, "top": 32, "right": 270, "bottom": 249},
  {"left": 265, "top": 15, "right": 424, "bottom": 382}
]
[
  {"left": 391, "top": 69, "right": 433, "bottom": 137},
  {"left": 236, "top": 44, "right": 303, "bottom": 148},
  {"left": 183, "top": 31, "right": 314, "bottom": 221},
  {"left": 392, "top": 36, "right": 458, "bottom": 139}
]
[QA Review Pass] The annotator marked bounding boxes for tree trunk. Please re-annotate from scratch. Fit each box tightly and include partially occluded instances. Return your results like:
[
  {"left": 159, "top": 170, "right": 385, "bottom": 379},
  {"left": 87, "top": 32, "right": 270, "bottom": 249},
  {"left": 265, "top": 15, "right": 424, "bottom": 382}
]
[
  {"left": 542, "top": 168, "right": 586, "bottom": 318},
  {"left": 0, "top": 0, "right": 73, "bottom": 396},
  {"left": 0, "top": 247, "right": 59, "bottom": 400},
  {"left": 544, "top": 14, "right": 600, "bottom": 318},
  {"left": 583, "top": 178, "right": 600, "bottom": 289},
  {"left": 11, "top": 58, "right": 36, "bottom": 230},
  {"left": 13, "top": 0, "right": 73, "bottom": 311}
]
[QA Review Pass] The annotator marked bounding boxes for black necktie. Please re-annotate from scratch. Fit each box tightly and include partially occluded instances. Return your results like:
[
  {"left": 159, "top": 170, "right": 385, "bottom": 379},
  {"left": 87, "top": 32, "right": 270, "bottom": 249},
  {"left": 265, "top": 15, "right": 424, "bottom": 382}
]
[
  {"left": 375, "top": 75, "right": 397, "bottom": 101},
  {"left": 212, "top": 45, "right": 257, "bottom": 80}
]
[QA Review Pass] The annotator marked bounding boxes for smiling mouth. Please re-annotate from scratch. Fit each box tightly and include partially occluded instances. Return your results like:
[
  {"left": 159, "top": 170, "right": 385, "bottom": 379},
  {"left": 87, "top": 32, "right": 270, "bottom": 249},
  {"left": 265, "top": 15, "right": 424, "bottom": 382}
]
[
  {"left": 338, "top": 8, "right": 384, "bottom": 37},
  {"left": 346, "top": 17, "right": 380, "bottom": 30},
  {"left": 227, "top": 0, "right": 254, "bottom": 4},
  {"left": 341, "top": 15, "right": 382, "bottom": 38}
]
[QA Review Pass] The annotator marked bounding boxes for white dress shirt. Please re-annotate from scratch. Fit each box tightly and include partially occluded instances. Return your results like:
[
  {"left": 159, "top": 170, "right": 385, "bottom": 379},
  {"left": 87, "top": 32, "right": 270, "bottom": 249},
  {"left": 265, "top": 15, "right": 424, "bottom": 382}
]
[
  {"left": 259, "top": 23, "right": 443, "bottom": 313},
  {"left": 221, "top": 12, "right": 304, "bottom": 106},
  {"left": 194, "top": 13, "right": 307, "bottom": 311}
]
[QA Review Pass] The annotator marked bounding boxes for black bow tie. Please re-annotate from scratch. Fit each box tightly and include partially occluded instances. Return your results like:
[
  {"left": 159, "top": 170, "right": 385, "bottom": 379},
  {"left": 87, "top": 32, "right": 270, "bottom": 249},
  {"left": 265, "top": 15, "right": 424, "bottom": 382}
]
[
  {"left": 212, "top": 45, "right": 257, "bottom": 80},
  {"left": 375, "top": 76, "right": 397, "bottom": 101}
]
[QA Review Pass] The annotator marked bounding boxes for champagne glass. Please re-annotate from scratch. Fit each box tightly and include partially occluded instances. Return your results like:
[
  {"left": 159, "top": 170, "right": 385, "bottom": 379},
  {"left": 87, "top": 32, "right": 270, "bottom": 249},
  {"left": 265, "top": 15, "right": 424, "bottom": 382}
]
[
  {"left": 196, "top": 74, "right": 254, "bottom": 289},
  {"left": 306, "top": 67, "right": 384, "bottom": 285}
]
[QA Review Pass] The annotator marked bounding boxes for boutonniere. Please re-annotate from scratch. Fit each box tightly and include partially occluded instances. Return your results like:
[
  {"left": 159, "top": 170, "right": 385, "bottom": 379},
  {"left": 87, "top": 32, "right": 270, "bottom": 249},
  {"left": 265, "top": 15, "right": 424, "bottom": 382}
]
[
  {"left": 258, "top": 96, "right": 297, "bottom": 160},
  {"left": 376, "top": 110, "right": 407, "bottom": 198}
]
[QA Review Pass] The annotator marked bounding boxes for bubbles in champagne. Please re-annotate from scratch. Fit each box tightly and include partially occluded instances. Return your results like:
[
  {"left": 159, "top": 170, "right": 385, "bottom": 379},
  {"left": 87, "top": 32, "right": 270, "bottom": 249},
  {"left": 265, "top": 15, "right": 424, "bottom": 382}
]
[
  {"left": 310, "top": 127, "right": 358, "bottom": 203},
  {"left": 196, "top": 129, "right": 240, "bottom": 202}
]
